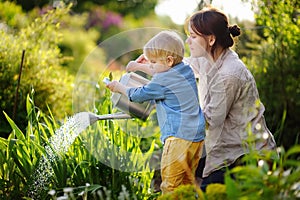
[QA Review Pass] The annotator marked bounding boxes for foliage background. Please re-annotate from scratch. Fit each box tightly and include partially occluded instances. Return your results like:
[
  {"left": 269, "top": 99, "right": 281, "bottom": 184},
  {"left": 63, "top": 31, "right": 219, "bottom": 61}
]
[{"left": 0, "top": 0, "right": 299, "bottom": 199}]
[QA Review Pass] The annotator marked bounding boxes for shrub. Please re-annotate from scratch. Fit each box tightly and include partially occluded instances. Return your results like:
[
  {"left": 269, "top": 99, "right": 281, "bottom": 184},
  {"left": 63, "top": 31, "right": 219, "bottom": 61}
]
[
  {"left": 225, "top": 146, "right": 300, "bottom": 199},
  {"left": 0, "top": 1, "right": 29, "bottom": 29},
  {"left": 0, "top": 4, "right": 74, "bottom": 136},
  {"left": 157, "top": 184, "right": 205, "bottom": 200},
  {"left": 205, "top": 184, "right": 227, "bottom": 200}
]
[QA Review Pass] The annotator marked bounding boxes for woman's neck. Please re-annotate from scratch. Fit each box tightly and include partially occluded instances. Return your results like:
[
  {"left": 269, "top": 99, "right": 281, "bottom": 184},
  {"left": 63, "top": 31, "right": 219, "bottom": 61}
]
[{"left": 212, "top": 47, "right": 225, "bottom": 62}]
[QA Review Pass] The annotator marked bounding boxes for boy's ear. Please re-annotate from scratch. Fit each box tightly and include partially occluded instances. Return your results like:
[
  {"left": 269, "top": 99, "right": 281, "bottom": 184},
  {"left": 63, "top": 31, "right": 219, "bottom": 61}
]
[{"left": 166, "top": 56, "right": 174, "bottom": 67}]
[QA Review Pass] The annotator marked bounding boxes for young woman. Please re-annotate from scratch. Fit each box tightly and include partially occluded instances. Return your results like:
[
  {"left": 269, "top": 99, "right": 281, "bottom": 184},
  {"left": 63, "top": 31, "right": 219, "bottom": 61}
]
[{"left": 185, "top": 7, "right": 277, "bottom": 190}]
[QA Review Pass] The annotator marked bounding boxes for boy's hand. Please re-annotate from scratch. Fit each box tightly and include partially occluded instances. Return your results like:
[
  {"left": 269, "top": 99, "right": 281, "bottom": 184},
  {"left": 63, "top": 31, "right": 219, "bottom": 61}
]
[
  {"left": 106, "top": 81, "right": 127, "bottom": 96},
  {"left": 126, "top": 55, "right": 154, "bottom": 76},
  {"left": 106, "top": 81, "right": 120, "bottom": 92},
  {"left": 106, "top": 81, "right": 121, "bottom": 93},
  {"left": 126, "top": 54, "right": 149, "bottom": 72},
  {"left": 126, "top": 61, "right": 140, "bottom": 72},
  {"left": 135, "top": 54, "right": 148, "bottom": 64}
]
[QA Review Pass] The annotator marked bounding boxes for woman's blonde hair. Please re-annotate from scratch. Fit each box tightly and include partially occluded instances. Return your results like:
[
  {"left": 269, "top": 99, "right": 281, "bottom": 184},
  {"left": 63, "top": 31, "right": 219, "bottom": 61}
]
[{"left": 143, "top": 31, "right": 184, "bottom": 66}]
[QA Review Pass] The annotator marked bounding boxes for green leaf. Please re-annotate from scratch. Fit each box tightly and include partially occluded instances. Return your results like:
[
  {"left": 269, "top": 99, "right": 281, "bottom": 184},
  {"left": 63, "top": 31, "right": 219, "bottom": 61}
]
[
  {"left": 109, "top": 72, "right": 113, "bottom": 80},
  {"left": 0, "top": 137, "right": 7, "bottom": 149},
  {"left": 12, "top": 147, "right": 31, "bottom": 180},
  {"left": 3, "top": 111, "right": 25, "bottom": 140},
  {"left": 26, "top": 93, "right": 33, "bottom": 117},
  {"left": 225, "top": 172, "right": 240, "bottom": 199},
  {"left": 285, "top": 145, "right": 300, "bottom": 158}
]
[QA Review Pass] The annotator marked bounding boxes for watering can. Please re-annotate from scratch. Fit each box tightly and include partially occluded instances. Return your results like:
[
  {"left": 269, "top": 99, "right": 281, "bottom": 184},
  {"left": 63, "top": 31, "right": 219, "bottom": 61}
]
[{"left": 86, "top": 72, "right": 155, "bottom": 124}]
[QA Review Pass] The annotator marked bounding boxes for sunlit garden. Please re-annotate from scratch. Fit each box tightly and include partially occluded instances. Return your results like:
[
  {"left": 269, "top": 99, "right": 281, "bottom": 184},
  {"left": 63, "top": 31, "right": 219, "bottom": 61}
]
[{"left": 0, "top": 0, "right": 299, "bottom": 199}]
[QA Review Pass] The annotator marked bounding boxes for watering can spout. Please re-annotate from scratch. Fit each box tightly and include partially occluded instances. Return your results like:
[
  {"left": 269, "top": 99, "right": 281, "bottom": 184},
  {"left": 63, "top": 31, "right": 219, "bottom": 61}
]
[
  {"left": 87, "top": 112, "right": 132, "bottom": 125},
  {"left": 88, "top": 112, "right": 100, "bottom": 125}
]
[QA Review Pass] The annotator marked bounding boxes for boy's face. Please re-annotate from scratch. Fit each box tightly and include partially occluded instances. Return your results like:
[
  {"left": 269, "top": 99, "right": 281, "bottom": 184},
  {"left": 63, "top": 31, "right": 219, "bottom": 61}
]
[{"left": 148, "top": 57, "right": 171, "bottom": 73}]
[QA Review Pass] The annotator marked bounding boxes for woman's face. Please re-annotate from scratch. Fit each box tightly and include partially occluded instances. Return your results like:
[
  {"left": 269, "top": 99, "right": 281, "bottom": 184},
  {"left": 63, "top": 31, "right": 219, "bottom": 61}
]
[{"left": 186, "top": 25, "right": 208, "bottom": 58}]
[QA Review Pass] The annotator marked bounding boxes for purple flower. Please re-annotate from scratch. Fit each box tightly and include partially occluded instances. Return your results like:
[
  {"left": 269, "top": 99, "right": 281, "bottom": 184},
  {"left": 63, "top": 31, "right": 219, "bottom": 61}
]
[
  {"left": 102, "top": 11, "right": 122, "bottom": 29},
  {"left": 86, "top": 7, "right": 123, "bottom": 30}
]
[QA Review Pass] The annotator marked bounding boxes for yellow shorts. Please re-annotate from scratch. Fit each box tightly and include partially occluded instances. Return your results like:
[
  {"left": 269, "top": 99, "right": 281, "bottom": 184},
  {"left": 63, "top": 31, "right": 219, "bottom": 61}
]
[{"left": 160, "top": 137, "right": 204, "bottom": 194}]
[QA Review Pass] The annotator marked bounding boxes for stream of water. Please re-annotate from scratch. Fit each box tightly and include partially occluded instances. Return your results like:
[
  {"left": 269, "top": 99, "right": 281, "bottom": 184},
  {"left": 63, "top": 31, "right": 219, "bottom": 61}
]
[{"left": 28, "top": 112, "right": 91, "bottom": 199}]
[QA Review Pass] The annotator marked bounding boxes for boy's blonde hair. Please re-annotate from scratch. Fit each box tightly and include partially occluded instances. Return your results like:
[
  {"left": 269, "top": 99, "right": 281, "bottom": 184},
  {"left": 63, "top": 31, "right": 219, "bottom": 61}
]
[{"left": 143, "top": 31, "right": 184, "bottom": 66}]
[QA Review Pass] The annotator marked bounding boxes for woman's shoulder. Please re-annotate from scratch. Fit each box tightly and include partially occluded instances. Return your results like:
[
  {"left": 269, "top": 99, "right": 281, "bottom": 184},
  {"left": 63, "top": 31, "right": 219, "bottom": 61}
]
[
  {"left": 224, "top": 49, "right": 244, "bottom": 65},
  {"left": 221, "top": 50, "right": 247, "bottom": 72},
  {"left": 220, "top": 50, "right": 254, "bottom": 82}
]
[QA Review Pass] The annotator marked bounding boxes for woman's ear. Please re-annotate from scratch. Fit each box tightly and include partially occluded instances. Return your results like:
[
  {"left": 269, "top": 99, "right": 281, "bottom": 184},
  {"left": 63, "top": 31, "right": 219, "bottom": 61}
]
[
  {"left": 208, "top": 35, "right": 216, "bottom": 47},
  {"left": 166, "top": 56, "right": 174, "bottom": 67}
]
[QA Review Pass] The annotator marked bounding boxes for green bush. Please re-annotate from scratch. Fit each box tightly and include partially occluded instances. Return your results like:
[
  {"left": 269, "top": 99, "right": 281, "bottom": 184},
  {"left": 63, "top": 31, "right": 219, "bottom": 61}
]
[
  {"left": 225, "top": 146, "right": 300, "bottom": 199},
  {"left": 157, "top": 184, "right": 205, "bottom": 200},
  {"left": 0, "top": 1, "right": 29, "bottom": 29},
  {"left": 206, "top": 184, "right": 227, "bottom": 200},
  {"left": 0, "top": 4, "right": 75, "bottom": 136},
  {"left": 57, "top": 10, "right": 104, "bottom": 75},
  {"left": 0, "top": 3, "right": 108, "bottom": 137},
  {"left": 248, "top": 0, "right": 300, "bottom": 149}
]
